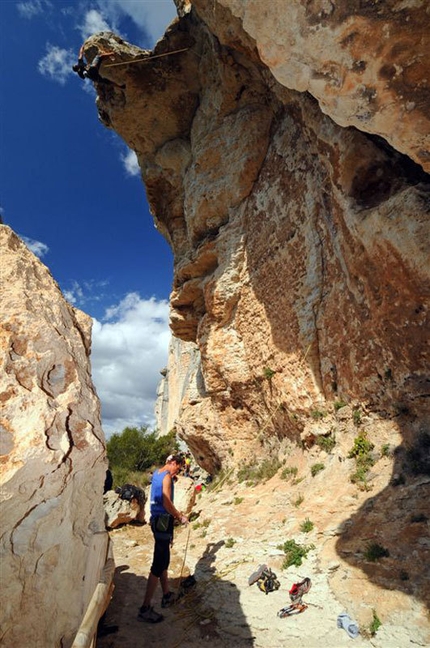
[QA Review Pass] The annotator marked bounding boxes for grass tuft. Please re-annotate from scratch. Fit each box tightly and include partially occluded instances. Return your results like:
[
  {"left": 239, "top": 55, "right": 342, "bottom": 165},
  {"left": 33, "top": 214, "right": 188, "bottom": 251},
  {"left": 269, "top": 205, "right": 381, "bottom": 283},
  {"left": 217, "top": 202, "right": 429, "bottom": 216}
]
[{"left": 277, "top": 539, "right": 315, "bottom": 569}]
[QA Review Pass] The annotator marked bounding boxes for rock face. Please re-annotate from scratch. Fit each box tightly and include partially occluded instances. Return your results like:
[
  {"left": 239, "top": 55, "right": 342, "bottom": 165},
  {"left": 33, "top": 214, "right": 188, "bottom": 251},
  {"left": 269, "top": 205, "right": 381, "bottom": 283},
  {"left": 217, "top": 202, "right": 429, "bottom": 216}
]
[
  {"left": 0, "top": 225, "right": 108, "bottom": 648},
  {"left": 86, "top": 2, "right": 429, "bottom": 475},
  {"left": 155, "top": 337, "right": 201, "bottom": 436},
  {"left": 79, "top": 2, "right": 430, "bottom": 637},
  {"left": 180, "top": 0, "right": 430, "bottom": 173}
]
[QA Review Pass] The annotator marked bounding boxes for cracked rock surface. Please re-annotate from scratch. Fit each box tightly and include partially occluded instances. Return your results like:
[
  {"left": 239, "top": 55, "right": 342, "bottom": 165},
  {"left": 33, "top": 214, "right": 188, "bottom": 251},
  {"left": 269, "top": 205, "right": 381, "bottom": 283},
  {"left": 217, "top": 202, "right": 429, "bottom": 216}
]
[{"left": 0, "top": 225, "right": 107, "bottom": 648}]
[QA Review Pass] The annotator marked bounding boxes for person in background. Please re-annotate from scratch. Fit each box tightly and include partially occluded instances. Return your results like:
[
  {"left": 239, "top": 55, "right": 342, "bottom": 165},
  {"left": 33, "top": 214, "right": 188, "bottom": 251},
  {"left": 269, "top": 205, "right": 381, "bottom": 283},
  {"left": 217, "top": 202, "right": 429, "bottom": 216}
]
[
  {"left": 138, "top": 454, "right": 188, "bottom": 623},
  {"left": 184, "top": 452, "right": 192, "bottom": 478},
  {"left": 103, "top": 468, "right": 113, "bottom": 494}
]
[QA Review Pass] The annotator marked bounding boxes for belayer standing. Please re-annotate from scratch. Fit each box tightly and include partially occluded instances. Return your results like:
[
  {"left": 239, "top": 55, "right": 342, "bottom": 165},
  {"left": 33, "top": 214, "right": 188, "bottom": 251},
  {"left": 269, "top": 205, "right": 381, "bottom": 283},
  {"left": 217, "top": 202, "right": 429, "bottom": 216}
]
[{"left": 138, "top": 454, "right": 189, "bottom": 623}]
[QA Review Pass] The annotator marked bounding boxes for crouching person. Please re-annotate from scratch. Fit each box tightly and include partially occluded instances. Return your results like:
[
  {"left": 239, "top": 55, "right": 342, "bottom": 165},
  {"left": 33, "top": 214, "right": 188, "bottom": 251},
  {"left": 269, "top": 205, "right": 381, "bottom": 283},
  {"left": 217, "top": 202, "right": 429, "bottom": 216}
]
[{"left": 138, "top": 454, "right": 188, "bottom": 623}]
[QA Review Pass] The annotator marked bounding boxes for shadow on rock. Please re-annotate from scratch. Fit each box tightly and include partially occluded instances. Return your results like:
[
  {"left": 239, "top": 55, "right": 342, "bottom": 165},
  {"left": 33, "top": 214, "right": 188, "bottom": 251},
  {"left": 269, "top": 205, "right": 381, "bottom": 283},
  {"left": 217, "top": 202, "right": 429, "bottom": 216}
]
[{"left": 335, "top": 424, "right": 430, "bottom": 611}]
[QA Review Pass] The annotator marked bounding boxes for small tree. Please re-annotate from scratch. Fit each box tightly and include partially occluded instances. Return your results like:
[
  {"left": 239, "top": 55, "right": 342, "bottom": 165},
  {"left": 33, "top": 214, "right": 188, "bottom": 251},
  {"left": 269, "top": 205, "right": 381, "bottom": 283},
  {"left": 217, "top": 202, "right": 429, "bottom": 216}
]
[{"left": 107, "top": 427, "right": 179, "bottom": 487}]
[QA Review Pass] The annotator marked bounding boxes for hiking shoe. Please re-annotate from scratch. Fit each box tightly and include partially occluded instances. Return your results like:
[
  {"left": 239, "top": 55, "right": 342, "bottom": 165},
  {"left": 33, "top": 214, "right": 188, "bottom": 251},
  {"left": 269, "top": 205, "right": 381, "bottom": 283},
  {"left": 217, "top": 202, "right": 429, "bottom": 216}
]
[
  {"left": 137, "top": 606, "right": 164, "bottom": 623},
  {"left": 248, "top": 564, "right": 268, "bottom": 586},
  {"left": 161, "top": 592, "right": 175, "bottom": 608}
]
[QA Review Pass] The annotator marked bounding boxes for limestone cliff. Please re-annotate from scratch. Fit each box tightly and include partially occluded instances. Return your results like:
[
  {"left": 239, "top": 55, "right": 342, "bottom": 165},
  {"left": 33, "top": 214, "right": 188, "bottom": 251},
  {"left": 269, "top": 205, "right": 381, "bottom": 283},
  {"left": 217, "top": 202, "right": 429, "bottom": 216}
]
[
  {"left": 84, "top": 1, "right": 429, "bottom": 475},
  {"left": 0, "top": 226, "right": 108, "bottom": 648},
  {"left": 77, "top": 0, "right": 430, "bottom": 635}
]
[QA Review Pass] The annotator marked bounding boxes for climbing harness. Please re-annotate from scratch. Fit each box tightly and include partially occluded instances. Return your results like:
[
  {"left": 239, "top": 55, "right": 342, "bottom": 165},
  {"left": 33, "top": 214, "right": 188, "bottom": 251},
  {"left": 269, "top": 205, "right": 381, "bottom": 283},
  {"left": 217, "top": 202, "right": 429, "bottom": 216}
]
[{"left": 277, "top": 577, "right": 312, "bottom": 617}]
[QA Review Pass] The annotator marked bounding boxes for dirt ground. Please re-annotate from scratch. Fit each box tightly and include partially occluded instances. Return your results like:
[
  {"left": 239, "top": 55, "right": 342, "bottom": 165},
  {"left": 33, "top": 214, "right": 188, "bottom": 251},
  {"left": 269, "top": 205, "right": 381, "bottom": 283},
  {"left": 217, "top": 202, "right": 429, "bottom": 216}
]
[{"left": 96, "top": 462, "right": 430, "bottom": 648}]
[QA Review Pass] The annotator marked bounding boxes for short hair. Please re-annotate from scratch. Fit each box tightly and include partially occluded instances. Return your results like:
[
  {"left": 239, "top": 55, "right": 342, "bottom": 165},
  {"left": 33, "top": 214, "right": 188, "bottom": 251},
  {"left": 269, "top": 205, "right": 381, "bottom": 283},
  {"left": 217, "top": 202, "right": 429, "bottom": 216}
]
[{"left": 166, "top": 453, "right": 184, "bottom": 465}]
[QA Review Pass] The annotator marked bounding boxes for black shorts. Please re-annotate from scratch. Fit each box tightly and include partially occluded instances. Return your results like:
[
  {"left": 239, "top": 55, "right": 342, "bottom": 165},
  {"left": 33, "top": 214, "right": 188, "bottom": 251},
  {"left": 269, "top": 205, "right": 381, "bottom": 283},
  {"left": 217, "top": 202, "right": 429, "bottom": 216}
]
[{"left": 150, "top": 515, "right": 174, "bottom": 577}]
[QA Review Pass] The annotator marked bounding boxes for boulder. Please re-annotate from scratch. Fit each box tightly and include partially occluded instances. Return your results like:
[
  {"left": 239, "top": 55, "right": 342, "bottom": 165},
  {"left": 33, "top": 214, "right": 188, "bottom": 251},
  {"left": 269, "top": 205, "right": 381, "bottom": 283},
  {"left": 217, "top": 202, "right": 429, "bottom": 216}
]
[
  {"left": 103, "top": 490, "right": 145, "bottom": 528},
  {"left": 0, "top": 225, "right": 107, "bottom": 648}
]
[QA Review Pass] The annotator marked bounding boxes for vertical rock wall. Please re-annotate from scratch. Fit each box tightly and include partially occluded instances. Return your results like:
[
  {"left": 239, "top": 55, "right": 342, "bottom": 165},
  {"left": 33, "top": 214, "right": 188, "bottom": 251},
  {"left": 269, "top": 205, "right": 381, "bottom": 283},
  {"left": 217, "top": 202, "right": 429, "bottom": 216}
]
[
  {"left": 0, "top": 226, "right": 107, "bottom": 648},
  {"left": 85, "top": 2, "right": 429, "bottom": 474}
]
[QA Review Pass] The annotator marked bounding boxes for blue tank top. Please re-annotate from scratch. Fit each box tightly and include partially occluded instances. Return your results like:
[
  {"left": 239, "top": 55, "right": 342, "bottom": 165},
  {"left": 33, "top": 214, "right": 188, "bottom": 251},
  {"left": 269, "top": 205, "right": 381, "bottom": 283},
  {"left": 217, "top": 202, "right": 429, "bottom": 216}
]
[{"left": 150, "top": 469, "right": 174, "bottom": 516}]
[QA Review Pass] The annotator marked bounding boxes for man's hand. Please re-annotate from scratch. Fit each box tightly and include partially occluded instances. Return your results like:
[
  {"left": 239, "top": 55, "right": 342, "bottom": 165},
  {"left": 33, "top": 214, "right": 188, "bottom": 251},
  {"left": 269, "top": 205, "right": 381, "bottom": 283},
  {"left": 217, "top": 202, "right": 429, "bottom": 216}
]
[{"left": 179, "top": 514, "right": 189, "bottom": 525}]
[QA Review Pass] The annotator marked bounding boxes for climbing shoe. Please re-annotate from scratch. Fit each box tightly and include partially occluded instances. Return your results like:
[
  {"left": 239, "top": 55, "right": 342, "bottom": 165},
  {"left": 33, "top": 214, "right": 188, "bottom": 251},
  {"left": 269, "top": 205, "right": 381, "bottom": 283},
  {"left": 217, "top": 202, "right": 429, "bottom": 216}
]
[
  {"left": 161, "top": 592, "right": 175, "bottom": 608},
  {"left": 137, "top": 606, "right": 164, "bottom": 623}
]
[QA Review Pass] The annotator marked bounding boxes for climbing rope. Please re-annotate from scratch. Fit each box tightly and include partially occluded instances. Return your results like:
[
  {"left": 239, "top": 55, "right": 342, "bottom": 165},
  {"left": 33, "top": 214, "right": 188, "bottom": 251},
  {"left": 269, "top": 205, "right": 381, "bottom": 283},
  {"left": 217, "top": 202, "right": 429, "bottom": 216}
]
[{"left": 104, "top": 47, "right": 190, "bottom": 68}]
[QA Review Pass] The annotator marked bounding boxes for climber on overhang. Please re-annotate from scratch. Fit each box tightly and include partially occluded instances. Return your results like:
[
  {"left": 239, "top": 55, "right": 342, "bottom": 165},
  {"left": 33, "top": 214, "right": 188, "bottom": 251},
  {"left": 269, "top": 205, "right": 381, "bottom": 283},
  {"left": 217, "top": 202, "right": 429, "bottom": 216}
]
[{"left": 72, "top": 45, "right": 125, "bottom": 89}]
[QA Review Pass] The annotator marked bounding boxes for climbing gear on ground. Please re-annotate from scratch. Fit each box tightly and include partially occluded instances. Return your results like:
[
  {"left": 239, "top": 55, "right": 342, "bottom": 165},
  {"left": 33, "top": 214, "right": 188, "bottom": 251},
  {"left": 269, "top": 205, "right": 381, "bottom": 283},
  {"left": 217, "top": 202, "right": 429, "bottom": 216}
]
[
  {"left": 256, "top": 567, "right": 280, "bottom": 594},
  {"left": 181, "top": 575, "right": 197, "bottom": 590},
  {"left": 277, "top": 577, "right": 312, "bottom": 617},
  {"left": 248, "top": 564, "right": 280, "bottom": 593},
  {"left": 161, "top": 592, "right": 175, "bottom": 608},
  {"left": 248, "top": 564, "right": 268, "bottom": 586},
  {"left": 177, "top": 574, "right": 197, "bottom": 600},
  {"left": 337, "top": 612, "right": 360, "bottom": 638},
  {"left": 278, "top": 603, "right": 308, "bottom": 617},
  {"left": 137, "top": 606, "right": 164, "bottom": 623},
  {"left": 289, "top": 577, "right": 311, "bottom": 603},
  {"left": 116, "top": 484, "right": 143, "bottom": 502}
]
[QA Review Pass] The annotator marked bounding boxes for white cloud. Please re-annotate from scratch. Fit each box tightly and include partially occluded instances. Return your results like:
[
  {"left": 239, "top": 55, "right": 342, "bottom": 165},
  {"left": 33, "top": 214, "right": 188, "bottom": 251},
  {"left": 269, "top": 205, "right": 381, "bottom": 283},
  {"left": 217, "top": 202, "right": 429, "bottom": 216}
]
[
  {"left": 17, "top": 0, "right": 45, "bottom": 19},
  {"left": 86, "top": 0, "right": 177, "bottom": 47},
  {"left": 63, "top": 281, "right": 84, "bottom": 305},
  {"left": 79, "top": 9, "right": 112, "bottom": 39},
  {"left": 63, "top": 279, "right": 109, "bottom": 307},
  {"left": 21, "top": 236, "right": 49, "bottom": 258},
  {"left": 121, "top": 148, "right": 140, "bottom": 177},
  {"left": 37, "top": 44, "right": 75, "bottom": 85},
  {"left": 91, "top": 293, "right": 171, "bottom": 436}
]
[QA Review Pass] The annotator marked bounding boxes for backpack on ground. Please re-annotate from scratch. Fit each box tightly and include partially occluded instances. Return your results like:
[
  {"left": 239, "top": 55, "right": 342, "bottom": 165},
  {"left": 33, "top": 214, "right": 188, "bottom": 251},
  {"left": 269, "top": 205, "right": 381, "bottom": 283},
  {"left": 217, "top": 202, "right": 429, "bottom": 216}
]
[
  {"left": 116, "top": 484, "right": 143, "bottom": 502},
  {"left": 256, "top": 567, "right": 280, "bottom": 594}
]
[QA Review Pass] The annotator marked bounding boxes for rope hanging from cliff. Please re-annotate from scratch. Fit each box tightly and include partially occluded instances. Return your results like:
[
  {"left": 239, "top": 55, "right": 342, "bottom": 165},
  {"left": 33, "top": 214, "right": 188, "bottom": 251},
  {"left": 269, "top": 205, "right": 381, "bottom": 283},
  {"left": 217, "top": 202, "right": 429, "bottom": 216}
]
[{"left": 104, "top": 47, "right": 190, "bottom": 68}]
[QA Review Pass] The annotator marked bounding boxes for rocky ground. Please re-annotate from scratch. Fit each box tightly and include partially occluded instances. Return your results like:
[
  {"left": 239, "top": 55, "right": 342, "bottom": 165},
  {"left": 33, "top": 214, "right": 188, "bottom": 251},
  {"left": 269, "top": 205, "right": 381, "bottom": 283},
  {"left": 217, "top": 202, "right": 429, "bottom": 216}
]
[{"left": 97, "top": 435, "right": 429, "bottom": 648}]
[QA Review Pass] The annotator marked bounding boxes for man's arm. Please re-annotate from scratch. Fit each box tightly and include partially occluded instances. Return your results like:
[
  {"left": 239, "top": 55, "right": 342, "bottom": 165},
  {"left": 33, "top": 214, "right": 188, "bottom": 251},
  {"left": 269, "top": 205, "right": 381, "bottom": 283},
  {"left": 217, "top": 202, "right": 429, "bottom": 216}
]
[{"left": 162, "top": 474, "right": 188, "bottom": 523}]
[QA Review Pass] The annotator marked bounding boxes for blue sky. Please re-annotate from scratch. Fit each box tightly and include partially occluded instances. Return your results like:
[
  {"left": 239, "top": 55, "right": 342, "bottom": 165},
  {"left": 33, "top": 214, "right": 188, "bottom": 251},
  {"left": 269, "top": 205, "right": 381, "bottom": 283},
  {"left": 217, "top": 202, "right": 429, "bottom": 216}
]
[{"left": 0, "top": 0, "right": 178, "bottom": 436}]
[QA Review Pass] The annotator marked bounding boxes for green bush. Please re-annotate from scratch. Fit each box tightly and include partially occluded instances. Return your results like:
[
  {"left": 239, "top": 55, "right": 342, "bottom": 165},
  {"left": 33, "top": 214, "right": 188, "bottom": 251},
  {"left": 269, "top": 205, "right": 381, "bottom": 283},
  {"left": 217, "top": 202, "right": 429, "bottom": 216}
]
[
  {"left": 316, "top": 434, "right": 336, "bottom": 453},
  {"left": 350, "top": 466, "right": 370, "bottom": 489},
  {"left": 237, "top": 458, "right": 282, "bottom": 485},
  {"left": 233, "top": 496, "right": 244, "bottom": 505},
  {"left": 363, "top": 542, "right": 390, "bottom": 562},
  {"left": 293, "top": 494, "right": 304, "bottom": 508},
  {"left": 369, "top": 610, "right": 382, "bottom": 636},
  {"left": 263, "top": 367, "right": 276, "bottom": 380},
  {"left": 381, "top": 443, "right": 391, "bottom": 457},
  {"left": 352, "top": 408, "right": 362, "bottom": 425},
  {"left": 311, "top": 409, "right": 326, "bottom": 420},
  {"left": 300, "top": 518, "right": 314, "bottom": 533},
  {"left": 280, "top": 466, "right": 298, "bottom": 480},
  {"left": 311, "top": 462, "right": 325, "bottom": 477},
  {"left": 334, "top": 400, "right": 347, "bottom": 411},
  {"left": 348, "top": 431, "right": 374, "bottom": 460},
  {"left": 225, "top": 537, "right": 236, "bottom": 548},
  {"left": 107, "top": 427, "right": 179, "bottom": 488},
  {"left": 277, "top": 539, "right": 315, "bottom": 569},
  {"left": 348, "top": 431, "right": 375, "bottom": 488}
]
